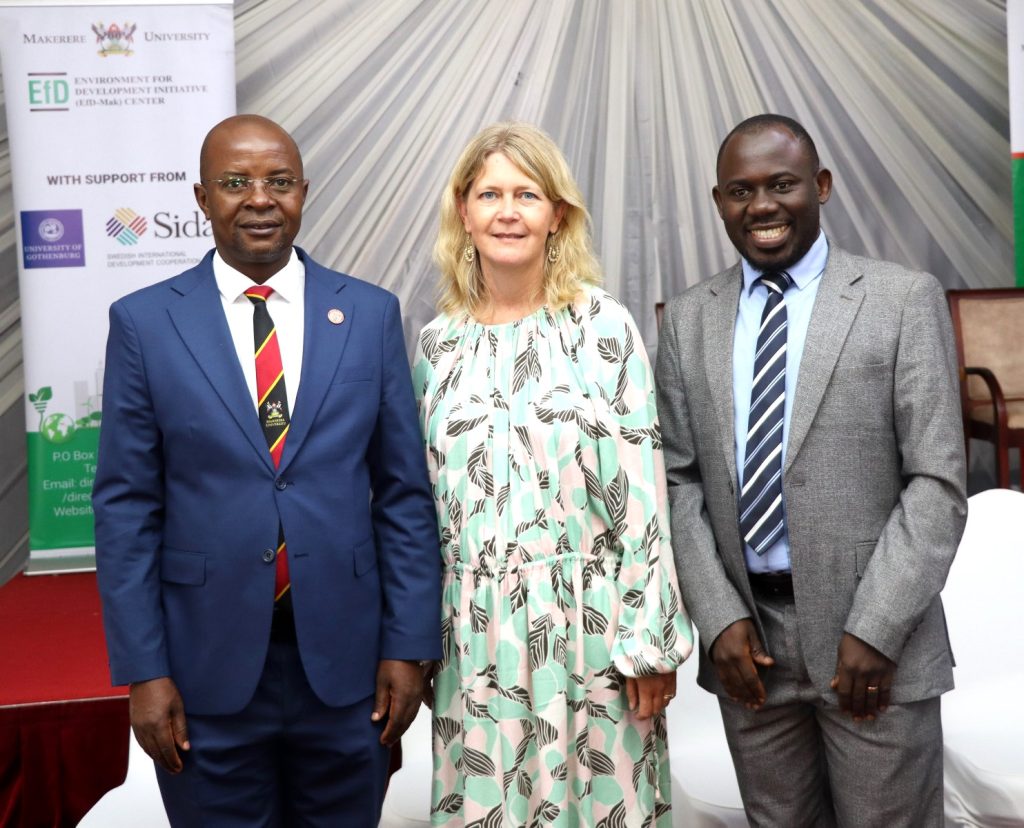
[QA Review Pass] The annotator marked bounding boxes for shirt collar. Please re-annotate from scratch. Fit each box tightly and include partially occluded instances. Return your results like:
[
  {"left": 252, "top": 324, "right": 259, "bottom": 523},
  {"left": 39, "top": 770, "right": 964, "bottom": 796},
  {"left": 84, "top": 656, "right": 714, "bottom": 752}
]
[
  {"left": 213, "top": 248, "right": 304, "bottom": 304},
  {"left": 741, "top": 230, "right": 829, "bottom": 295}
]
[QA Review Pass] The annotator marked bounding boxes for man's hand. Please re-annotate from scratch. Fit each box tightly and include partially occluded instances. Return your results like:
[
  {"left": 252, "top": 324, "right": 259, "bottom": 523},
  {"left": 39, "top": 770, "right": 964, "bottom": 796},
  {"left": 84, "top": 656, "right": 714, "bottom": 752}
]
[
  {"left": 371, "top": 659, "right": 425, "bottom": 746},
  {"left": 710, "top": 618, "right": 774, "bottom": 710},
  {"left": 129, "top": 677, "right": 189, "bottom": 774},
  {"left": 625, "top": 672, "right": 677, "bottom": 720},
  {"left": 830, "top": 633, "right": 896, "bottom": 721}
]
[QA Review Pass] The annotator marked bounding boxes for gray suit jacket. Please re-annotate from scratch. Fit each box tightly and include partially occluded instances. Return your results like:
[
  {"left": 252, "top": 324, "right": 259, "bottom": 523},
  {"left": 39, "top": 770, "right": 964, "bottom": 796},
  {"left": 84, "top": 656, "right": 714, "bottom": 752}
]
[{"left": 655, "top": 244, "right": 967, "bottom": 704}]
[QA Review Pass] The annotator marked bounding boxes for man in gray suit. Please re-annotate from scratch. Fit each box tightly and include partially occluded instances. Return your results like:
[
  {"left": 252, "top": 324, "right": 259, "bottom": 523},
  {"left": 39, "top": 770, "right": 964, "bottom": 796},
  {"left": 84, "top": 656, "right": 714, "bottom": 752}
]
[{"left": 656, "top": 114, "right": 967, "bottom": 826}]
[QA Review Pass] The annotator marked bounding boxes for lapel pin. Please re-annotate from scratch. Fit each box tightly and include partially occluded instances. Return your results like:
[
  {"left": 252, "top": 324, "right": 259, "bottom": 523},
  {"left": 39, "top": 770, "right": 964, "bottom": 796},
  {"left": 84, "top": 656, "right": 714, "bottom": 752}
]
[{"left": 327, "top": 308, "right": 345, "bottom": 325}]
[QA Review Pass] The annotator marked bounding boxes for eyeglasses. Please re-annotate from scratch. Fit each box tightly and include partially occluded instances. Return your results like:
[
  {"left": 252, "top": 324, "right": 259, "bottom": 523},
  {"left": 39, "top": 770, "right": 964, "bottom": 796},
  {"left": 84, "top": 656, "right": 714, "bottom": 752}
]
[{"left": 202, "top": 176, "right": 302, "bottom": 195}]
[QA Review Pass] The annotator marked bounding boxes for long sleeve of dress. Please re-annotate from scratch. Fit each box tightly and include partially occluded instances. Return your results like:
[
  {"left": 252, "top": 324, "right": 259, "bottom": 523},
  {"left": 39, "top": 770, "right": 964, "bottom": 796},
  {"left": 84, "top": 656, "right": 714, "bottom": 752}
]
[{"left": 579, "top": 293, "right": 694, "bottom": 677}]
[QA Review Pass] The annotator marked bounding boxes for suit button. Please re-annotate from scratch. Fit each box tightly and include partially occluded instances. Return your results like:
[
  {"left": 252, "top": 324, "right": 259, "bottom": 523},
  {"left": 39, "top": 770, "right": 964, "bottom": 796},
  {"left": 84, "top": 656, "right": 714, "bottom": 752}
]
[
  {"left": 262, "top": 548, "right": 276, "bottom": 563},
  {"left": 275, "top": 478, "right": 287, "bottom": 491}
]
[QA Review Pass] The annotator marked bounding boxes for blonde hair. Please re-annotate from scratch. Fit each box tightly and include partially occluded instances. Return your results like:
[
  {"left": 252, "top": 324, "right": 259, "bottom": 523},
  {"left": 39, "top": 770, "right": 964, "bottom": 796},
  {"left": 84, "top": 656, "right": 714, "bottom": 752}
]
[{"left": 434, "top": 121, "right": 601, "bottom": 316}]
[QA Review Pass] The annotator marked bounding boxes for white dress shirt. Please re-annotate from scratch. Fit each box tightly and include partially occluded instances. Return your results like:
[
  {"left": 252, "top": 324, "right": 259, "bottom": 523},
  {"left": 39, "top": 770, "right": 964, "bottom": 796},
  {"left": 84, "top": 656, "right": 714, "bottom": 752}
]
[{"left": 213, "top": 248, "right": 305, "bottom": 416}]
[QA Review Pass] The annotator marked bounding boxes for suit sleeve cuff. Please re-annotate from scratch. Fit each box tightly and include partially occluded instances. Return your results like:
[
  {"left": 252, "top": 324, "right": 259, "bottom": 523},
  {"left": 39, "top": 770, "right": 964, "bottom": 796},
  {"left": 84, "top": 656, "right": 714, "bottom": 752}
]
[
  {"left": 109, "top": 654, "right": 171, "bottom": 688},
  {"left": 379, "top": 630, "right": 443, "bottom": 663},
  {"left": 844, "top": 613, "right": 906, "bottom": 664}
]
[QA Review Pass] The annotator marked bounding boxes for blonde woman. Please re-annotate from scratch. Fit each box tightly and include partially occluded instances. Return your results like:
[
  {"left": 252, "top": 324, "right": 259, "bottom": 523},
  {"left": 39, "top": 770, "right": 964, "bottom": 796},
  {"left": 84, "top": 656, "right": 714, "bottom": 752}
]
[{"left": 413, "top": 122, "right": 691, "bottom": 827}]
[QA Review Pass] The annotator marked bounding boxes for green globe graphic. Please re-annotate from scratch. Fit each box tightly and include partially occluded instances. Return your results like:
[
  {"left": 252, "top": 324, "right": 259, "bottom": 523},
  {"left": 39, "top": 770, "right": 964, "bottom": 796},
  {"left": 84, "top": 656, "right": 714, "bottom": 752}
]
[{"left": 41, "top": 413, "right": 76, "bottom": 444}]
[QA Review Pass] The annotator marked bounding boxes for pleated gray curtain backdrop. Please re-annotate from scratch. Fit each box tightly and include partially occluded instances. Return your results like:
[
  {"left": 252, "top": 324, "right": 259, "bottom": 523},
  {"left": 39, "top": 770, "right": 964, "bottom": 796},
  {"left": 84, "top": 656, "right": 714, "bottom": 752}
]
[{"left": 0, "top": 0, "right": 1013, "bottom": 577}]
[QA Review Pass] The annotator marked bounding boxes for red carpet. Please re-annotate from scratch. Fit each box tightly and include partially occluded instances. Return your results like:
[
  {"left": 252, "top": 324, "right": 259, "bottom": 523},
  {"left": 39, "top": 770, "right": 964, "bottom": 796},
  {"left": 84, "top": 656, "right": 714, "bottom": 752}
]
[{"left": 0, "top": 572, "right": 129, "bottom": 826}]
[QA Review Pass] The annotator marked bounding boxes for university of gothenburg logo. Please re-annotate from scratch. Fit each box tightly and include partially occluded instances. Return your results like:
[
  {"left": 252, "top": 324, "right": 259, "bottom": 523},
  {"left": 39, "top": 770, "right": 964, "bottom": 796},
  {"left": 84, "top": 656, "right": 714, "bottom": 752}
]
[
  {"left": 38, "top": 217, "right": 65, "bottom": 242},
  {"left": 91, "top": 22, "right": 137, "bottom": 57},
  {"left": 21, "top": 209, "right": 85, "bottom": 269},
  {"left": 106, "top": 208, "right": 147, "bottom": 245}
]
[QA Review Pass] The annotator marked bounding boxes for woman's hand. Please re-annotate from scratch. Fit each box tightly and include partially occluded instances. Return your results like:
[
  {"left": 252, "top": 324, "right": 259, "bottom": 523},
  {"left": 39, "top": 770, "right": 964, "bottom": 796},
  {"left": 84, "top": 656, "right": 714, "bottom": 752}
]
[{"left": 625, "top": 672, "right": 677, "bottom": 720}]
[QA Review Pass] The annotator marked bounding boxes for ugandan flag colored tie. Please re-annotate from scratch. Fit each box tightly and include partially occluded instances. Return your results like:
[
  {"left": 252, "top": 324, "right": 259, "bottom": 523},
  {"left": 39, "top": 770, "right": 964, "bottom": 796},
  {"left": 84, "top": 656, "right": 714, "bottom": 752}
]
[{"left": 245, "top": 285, "right": 291, "bottom": 602}]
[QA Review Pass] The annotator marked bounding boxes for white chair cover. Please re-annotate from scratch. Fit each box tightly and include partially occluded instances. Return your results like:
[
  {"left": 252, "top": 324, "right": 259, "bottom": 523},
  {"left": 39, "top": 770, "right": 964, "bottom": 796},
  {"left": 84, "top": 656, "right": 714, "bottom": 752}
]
[
  {"left": 667, "top": 633, "right": 750, "bottom": 827},
  {"left": 378, "top": 703, "right": 433, "bottom": 826},
  {"left": 77, "top": 729, "right": 169, "bottom": 827},
  {"left": 941, "top": 487, "right": 1024, "bottom": 826}
]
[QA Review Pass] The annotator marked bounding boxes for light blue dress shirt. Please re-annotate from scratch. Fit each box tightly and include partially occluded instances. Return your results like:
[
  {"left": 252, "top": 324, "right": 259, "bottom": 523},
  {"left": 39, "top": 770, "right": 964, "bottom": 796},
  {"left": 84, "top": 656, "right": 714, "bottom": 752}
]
[{"left": 733, "top": 231, "right": 828, "bottom": 574}]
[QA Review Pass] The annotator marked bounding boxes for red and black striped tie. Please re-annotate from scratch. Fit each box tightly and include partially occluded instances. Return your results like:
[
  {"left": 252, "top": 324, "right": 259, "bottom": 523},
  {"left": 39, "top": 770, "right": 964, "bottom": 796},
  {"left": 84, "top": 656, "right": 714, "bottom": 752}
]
[{"left": 245, "top": 285, "right": 291, "bottom": 602}]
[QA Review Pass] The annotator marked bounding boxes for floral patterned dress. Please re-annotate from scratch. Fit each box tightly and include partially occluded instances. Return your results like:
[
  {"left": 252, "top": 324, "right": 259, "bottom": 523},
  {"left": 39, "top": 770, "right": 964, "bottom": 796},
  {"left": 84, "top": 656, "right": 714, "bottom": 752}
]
[{"left": 412, "top": 286, "right": 692, "bottom": 828}]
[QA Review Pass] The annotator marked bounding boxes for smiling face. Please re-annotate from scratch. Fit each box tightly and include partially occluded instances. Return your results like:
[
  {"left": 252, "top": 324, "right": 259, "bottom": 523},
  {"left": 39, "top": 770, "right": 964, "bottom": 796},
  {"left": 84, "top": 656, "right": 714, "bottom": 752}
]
[
  {"left": 458, "top": 151, "right": 564, "bottom": 286},
  {"left": 194, "top": 116, "right": 309, "bottom": 284},
  {"left": 712, "top": 125, "right": 832, "bottom": 272}
]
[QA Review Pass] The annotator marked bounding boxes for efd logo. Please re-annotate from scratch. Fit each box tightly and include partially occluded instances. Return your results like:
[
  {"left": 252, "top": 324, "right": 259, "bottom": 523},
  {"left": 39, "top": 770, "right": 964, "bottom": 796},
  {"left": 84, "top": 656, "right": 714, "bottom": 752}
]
[
  {"left": 28, "top": 72, "right": 69, "bottom": 112},
  {"left": 106, "top": 208, "right": 148, "bottom": 245},
  {"left": 21, "top": 209, "right": 85, "bottom": 269}
]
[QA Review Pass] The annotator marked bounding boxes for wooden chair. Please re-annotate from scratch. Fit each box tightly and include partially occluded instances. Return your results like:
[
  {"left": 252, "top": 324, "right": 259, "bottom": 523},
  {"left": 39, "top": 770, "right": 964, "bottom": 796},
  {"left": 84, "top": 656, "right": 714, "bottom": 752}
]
[{"left": 946, "top": 288, "right": 1024, "bottom": 488}]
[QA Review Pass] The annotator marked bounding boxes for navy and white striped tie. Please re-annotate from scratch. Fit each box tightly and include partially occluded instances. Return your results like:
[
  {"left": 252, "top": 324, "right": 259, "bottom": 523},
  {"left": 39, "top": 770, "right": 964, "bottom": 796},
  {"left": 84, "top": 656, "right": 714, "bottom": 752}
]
[{"left": 739, "top": 271, "right": 792, "bottom": 555}]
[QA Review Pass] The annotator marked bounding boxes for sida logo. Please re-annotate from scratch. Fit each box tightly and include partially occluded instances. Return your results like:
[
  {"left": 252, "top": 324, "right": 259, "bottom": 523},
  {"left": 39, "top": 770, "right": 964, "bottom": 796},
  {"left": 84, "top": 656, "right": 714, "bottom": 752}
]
[
  {"left": 106, "top": 208, "right": 148, "bottom": 245},
  {"left": 105, "top": 209, "right": 210, "bottom": 244},
  {"left": 91, "top": 22, "right": 137, "bottom": 57},
  {"left": 152, "top": 211, "right": 211, "bottom": 239}
]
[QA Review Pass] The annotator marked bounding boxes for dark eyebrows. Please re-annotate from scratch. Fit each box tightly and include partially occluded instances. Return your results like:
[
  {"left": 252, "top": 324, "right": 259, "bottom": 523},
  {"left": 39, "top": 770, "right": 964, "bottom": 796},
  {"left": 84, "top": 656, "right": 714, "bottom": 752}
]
[{"left": 722, "top": 170, "right": 800, "bottom": 188}]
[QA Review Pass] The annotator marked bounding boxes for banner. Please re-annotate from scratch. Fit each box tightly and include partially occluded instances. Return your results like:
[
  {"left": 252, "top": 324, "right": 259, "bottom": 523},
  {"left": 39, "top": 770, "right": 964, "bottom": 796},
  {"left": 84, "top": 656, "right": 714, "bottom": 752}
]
[
  {"left": 0, "top": 1, "right": 235, "bottom": 572},
  {"left": 1009, "top": 0, "right": 1024, "bottom": 286}
]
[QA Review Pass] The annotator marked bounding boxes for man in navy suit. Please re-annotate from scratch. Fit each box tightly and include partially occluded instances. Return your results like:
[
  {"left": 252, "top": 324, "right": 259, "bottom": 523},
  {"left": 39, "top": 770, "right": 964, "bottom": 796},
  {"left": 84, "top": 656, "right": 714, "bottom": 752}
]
[{"left": 93, "top": 114, "right": 441, "bottom": 826}]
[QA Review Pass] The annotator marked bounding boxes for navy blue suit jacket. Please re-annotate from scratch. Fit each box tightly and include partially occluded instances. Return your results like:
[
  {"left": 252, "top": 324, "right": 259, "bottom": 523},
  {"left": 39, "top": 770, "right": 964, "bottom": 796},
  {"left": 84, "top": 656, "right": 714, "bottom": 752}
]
[{"left": 93, "top": 247, "right": 441, "bottom": 715}]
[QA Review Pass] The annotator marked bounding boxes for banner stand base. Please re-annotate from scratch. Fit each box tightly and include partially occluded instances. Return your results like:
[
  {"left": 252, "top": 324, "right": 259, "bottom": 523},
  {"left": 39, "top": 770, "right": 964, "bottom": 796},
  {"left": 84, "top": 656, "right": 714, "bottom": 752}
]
[{"left": 25, "top": 548, "right": 96, "bottom": 575}]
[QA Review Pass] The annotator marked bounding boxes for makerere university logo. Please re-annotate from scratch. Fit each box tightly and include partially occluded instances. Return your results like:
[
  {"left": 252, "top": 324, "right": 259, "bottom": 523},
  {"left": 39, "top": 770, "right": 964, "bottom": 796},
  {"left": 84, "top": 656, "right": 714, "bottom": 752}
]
[
  {"left": 91, "top": 22, "right": 137, "bottom": 57},
  {"left": 106, "top": 208, "right": 147, "bottom": 245}
]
